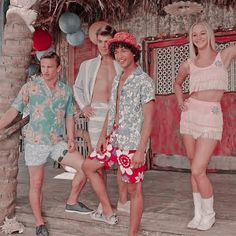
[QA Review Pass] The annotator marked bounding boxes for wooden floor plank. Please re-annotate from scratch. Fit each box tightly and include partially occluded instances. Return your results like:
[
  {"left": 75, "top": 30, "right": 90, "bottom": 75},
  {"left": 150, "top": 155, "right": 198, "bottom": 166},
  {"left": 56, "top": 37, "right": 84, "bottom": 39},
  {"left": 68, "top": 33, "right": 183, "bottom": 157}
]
[{"left": 11, "top": 157, "right": 236, "bottom": 235}]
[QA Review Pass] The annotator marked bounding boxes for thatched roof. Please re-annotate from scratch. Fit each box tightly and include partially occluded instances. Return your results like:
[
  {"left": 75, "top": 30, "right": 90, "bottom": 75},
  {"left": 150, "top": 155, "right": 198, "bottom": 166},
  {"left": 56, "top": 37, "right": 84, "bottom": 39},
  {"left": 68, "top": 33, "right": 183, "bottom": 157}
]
[{"left": 32, "top": 0, "right": 236, "bottom": 31}]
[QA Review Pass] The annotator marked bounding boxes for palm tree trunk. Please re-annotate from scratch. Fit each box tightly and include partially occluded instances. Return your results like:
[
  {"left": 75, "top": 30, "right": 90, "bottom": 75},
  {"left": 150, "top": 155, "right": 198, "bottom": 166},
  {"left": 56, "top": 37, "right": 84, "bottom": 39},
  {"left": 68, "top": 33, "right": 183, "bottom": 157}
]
[{"left": 0, "top": 11, "right": 33, "bottom": 223}]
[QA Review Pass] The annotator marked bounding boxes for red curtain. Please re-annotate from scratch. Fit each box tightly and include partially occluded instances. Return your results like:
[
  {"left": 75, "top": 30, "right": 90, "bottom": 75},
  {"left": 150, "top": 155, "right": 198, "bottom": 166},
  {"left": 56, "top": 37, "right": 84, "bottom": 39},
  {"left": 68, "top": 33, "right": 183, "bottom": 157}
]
[{"left": 151, "top": 92, "right": 236, "bottom": 156}]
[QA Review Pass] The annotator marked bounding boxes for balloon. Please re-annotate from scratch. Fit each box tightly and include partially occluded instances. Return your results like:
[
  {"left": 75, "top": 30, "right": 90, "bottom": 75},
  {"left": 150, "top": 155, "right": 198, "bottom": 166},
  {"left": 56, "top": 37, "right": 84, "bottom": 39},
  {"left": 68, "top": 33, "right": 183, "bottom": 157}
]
[
  {"left": 35, "top": 47, "right": 55, "bottom": 61},
  {"left": 59, "top": 12, "right": 81, "bottom": 34},
  {"left": 66, "top": 30, "right": 85, "bottom": 47},
  {"left": 33, "top": 28, "right": 52, "bottom": 51}
]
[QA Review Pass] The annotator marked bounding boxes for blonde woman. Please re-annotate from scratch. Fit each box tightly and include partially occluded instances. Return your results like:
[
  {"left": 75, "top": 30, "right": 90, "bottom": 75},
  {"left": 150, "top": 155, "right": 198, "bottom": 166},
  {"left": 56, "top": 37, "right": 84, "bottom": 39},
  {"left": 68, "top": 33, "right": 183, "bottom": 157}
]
[{"left": 174, "top": 21, "right": 236, "bottom": 231}]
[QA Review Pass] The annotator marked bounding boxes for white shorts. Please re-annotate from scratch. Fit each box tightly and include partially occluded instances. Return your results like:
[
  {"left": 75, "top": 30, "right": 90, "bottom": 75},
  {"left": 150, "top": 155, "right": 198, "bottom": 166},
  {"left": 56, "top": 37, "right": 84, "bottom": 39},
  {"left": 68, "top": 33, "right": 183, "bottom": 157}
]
[
  {"left": 88, "top": 102, "right": 108, "bottom": 148},
  {"left": 24, "top": 141, "right": 68, "bottom": 166}
]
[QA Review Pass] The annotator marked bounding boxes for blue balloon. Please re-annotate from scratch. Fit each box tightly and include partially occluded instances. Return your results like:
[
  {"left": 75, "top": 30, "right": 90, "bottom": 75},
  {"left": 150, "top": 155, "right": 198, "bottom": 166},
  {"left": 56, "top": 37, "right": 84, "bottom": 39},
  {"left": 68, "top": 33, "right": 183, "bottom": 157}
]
[
  {"left": 35, "top": 47, "right": 55, "bottom": 61},
  {"left": 59, "top": 12, "right": 81, "bottom": 34},
  {"left": 66, "top": 30, "right": 85, "bottom": 47}
]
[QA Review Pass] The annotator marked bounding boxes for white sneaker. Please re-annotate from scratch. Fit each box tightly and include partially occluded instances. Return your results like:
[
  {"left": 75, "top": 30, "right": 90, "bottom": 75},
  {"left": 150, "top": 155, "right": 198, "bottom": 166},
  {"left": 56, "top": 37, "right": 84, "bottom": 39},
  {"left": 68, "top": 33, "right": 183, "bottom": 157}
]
[
  {"left": 97, "top": 202, "right": 103, "bottom": 214},
  {"left": 117, "top": 201, "right": 130, "bottom": 213},
  {"left": 197, "top": 196, "right": 215, "bottom": 231},
  {"left": 187, "top": 216, "right": 201, "bottom": 229},
  {"left": 197, "top": 213, "right": 215, "bottom": 231}
]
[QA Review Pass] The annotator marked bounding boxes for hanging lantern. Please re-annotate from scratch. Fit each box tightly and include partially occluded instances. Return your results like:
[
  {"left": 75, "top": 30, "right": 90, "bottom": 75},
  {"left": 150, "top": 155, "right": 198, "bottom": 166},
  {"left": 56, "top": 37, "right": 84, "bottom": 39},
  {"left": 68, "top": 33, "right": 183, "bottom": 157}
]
[
  {"left": 59, "top": 12, "right": 81, "bottom": 34},
  {"left": 33, "top": 28, "right": 52, "bottom": 51},
  {"left": 66, "top": 30, "right": 85, "bottom": 47},
  {"left": 164, "top": 1, "right": 203, "bottom": 16}
]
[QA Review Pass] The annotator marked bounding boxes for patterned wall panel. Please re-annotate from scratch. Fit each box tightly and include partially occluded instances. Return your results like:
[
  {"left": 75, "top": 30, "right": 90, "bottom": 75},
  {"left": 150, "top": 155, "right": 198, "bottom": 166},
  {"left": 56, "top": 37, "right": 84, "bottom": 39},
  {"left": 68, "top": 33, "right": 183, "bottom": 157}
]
[
  {"left": 154, "top": 43, "right": 189, "bottom": 95},
  {"left": 75, "top": 116, "right": 89, "bottom": 157}
]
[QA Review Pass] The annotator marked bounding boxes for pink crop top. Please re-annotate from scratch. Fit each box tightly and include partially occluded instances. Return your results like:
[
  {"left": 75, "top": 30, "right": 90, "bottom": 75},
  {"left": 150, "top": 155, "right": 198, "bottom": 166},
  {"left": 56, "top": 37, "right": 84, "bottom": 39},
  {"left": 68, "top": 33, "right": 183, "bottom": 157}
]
[{"left": 189, "top": 52, "right": 228, "bottom": 94}]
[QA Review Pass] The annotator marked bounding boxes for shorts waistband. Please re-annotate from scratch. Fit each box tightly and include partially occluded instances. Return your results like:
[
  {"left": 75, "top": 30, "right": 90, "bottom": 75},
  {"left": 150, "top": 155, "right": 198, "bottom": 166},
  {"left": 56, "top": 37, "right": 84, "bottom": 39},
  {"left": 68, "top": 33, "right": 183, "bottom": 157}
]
[
  {"left": 91, "top": 102, "right": 109, "bottom": 109},
  {"left": 188, "top": 97, "right": 221, "bottom": 107}
]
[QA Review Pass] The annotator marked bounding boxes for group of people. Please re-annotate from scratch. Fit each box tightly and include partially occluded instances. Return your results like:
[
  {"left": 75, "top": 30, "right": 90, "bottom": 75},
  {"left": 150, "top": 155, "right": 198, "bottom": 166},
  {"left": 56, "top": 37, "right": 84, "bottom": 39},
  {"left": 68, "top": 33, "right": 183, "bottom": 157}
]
[{"left": 0, "top": 20, "right": 235, "bottom": 236}]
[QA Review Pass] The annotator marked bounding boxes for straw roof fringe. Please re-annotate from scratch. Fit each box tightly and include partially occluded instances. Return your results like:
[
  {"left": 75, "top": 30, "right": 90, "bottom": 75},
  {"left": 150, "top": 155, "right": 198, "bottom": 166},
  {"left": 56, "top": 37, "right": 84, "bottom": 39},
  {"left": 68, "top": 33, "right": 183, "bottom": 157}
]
[{"left": 32, "top": 0, "right": 236, "bottom": 31}]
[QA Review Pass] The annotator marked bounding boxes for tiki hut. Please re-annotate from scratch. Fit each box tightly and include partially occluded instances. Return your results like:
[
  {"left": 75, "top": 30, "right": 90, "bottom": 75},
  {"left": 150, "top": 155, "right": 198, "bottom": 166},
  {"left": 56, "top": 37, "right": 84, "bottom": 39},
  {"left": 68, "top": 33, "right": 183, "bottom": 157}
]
[{"left": 0, "top": 0, "right": 236, "bottom": 226}]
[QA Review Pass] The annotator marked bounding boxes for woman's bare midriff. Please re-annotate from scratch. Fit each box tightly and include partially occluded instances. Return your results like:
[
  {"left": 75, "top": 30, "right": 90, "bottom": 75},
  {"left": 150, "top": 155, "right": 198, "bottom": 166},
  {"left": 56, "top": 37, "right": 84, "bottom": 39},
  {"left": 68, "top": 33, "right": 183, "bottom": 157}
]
[{"left": 190, "top": 90, "right": 225, "bottom": 102}]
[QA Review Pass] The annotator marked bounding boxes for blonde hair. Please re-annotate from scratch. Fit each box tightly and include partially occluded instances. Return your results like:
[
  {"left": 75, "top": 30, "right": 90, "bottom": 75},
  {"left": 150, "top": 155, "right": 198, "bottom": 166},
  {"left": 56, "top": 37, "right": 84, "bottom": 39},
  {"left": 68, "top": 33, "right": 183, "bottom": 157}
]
[{"left": 189, "top": 21, "right": 216, "bottom": 58}]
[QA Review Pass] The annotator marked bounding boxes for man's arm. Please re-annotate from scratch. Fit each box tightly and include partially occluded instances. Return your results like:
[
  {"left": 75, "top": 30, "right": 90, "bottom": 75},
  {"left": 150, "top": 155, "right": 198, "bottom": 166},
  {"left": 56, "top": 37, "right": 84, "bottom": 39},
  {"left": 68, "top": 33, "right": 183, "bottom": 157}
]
[
  {"left": 65, "top": 116, "right": 76, "bottom": 152},
  {"left": 0, "top": 107, "right": 20, "bottom": 130},
  {"left": 131, "top": 100, "right": 155, "bottom": 168},
  {"left": 96, "top": 113, "right": 108, "bottom": 154}
]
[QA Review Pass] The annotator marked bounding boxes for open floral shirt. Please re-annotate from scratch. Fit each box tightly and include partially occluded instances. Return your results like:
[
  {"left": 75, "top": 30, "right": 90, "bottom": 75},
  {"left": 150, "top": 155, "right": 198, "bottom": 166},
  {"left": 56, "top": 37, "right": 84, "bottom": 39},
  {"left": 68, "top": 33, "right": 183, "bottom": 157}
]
[
  {"left": 107, "top": 66, "right": 155, "bottom": 150},
  {"left": 12, "top": 76, "right": 73, "bottom": 145}
]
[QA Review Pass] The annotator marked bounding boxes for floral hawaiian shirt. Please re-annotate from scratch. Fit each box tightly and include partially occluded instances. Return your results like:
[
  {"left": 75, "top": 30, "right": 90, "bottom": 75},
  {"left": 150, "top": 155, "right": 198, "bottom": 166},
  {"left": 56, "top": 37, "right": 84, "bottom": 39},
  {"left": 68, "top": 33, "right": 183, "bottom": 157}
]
[
  {"left": 12, "top": 76, "right": 73, "bottom": 145},
  {"left": 107, "top": 66, "right": 155, "bottom": 150}
]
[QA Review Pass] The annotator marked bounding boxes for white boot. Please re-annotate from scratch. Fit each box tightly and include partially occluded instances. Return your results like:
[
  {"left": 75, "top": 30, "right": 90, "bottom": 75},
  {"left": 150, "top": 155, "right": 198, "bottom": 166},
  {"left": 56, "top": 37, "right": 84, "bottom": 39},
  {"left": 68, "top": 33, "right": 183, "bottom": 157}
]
[
  {"left": 187, "top": 192, "right": 202, "bottom": 229},
  {"left": 197, "top": 196, "right": 215, "bottom": 231}
]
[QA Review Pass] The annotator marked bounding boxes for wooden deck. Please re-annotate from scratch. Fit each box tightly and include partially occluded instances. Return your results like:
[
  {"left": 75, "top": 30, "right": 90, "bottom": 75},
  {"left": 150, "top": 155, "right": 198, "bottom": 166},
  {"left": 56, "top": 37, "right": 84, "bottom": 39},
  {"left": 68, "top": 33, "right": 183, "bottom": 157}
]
[{"left": 2, "top": 156, "right": 236, "bottom": 236}]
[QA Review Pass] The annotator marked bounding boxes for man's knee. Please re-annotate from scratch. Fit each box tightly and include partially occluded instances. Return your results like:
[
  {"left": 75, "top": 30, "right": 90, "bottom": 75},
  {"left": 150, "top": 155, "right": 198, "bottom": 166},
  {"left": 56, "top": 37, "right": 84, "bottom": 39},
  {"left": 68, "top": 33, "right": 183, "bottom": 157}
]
[
  {"left": 82, "top": 159, "right": 91, "bottom": 174},
  {"left": 30, "top": 179, "right": 43, "bottom": 191},
  {"left": 127, "top": 182, "right": 142, "bottom": 196}
]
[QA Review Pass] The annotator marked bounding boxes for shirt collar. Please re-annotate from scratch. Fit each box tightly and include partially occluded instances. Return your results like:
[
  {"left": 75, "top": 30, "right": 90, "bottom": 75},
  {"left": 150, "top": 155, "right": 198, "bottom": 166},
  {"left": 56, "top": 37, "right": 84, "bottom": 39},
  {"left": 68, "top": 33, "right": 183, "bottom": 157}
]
[
  {"left": 133, "top": 65, "right": 143, "bottom": 76},
  {"left": 119, "top": 65, "right": 142, "bottom": 83}
]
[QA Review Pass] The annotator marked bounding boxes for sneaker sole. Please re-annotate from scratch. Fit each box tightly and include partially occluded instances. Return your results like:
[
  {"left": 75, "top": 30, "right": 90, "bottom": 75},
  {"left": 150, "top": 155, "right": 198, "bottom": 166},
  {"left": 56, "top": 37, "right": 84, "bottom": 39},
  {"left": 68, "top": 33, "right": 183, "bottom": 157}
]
[
  {"left": 65, "top": 209, "right": 94, "bottom": 215},
  {"left": 90, "top": 213, "right": 118, "bottom": 225}
]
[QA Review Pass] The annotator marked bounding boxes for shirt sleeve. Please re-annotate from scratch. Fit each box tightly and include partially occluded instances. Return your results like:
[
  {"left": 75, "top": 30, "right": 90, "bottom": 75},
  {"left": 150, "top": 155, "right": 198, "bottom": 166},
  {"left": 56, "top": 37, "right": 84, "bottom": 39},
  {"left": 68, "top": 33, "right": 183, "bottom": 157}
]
[
  {"left": 140, "top": 76, "right": 155, "bottom": 105},
  {"left": 11, "top": 83, "right": 29, "bottom": 113},
  {"left": 73, "top": 61, "right": 87, "bottom": 110},
  {"left": 65, "top": 88, "right": 74, "bottom": 118}
]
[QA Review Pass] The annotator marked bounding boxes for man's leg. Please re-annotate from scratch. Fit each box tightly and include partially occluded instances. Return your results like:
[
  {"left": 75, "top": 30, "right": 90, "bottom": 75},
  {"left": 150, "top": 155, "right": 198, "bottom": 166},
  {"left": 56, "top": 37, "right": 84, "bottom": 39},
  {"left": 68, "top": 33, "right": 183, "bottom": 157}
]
[
  {"left": 97, "top": 168, "right": 107, "bottom": 212},
  {"left": 25, "top": 143, "right": 50, "bottom": 236},
  {"left": 60, "top": 151, "right": 86, "bottom": 204},
  {"left": 28, "top": 165, "right": 45, "bottom": 226},
  {"left": 117, "top": 169, "right": 130, "bottom": 213},
  {"left": 58, "top": 149, "right": 93, "bottom": 214},
  {"left": 83, "top": 158, "right": 114, "bottom": 217},
  {"left": 117, "top": 170, "right": 128, "bottom": 203},
  {"left": 127, "top": 182, "right": 143, "bottom": 236}
]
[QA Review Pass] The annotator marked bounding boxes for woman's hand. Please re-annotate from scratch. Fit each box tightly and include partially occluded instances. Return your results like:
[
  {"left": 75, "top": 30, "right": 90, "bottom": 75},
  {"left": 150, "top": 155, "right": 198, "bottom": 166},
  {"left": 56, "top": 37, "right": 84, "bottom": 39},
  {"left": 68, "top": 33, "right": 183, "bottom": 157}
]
[{"left": 179, "top": 100, "right": 188, "bottom": 112}]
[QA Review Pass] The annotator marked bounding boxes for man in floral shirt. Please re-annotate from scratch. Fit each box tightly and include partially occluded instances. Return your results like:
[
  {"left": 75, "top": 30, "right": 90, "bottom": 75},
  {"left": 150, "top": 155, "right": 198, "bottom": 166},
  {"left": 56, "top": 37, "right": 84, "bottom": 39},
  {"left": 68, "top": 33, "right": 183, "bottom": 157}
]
[
  {"left": 83, "top": 32, "right": 155, "bottom": 236},
  {"left": 0, "top": 52, "right": 93, "bottom": 236}
]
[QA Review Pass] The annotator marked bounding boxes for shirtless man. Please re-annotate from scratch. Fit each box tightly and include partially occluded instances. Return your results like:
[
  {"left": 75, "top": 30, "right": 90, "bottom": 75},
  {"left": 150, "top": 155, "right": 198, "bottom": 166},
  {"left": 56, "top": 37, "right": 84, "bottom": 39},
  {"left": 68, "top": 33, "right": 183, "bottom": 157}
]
[
  {"left": 83, "top": 32, "right": 155, "bottom": 236},
  {"left": 73, "top": 23, "right": 129, "bottom": 212}
]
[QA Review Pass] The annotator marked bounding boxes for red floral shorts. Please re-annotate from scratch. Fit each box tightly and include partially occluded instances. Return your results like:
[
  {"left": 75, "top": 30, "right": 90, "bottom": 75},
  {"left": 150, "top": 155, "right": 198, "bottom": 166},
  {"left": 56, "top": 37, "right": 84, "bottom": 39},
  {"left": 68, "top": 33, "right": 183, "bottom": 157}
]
[{"left": 88, "top": 133, "right": 145, "bottom": 184}]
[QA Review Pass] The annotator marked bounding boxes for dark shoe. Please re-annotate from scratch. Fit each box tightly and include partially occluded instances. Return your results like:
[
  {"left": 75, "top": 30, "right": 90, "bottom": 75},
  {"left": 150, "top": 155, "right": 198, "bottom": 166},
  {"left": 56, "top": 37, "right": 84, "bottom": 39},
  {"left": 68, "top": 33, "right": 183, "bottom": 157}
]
[
  {"left": 65, "top": 202, "right": 94, "bottom": 215},
  {"left": 36, "top": 225, "right": 49, "bottom": 236}
]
